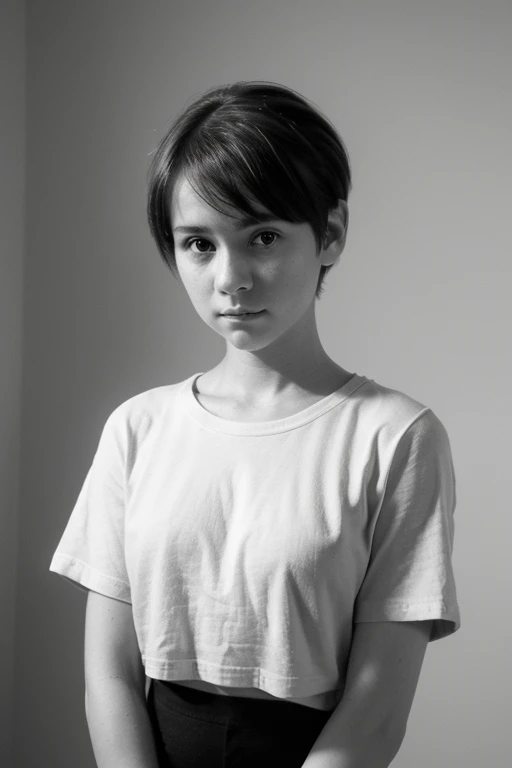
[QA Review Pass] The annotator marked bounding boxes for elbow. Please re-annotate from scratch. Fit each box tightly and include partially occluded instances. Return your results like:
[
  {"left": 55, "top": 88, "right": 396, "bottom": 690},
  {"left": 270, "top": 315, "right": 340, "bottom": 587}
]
[
  {"left": 379, "top": 722, "right": 407, "bottom": 764},
  {"left": 85, "top": 686, "right": 92, "bottom": 723},
  {"left": 348, "top": 723, "right": 407, "bottom": 767},
  {"left": 360, "top": 713, "right": 407, "bottom": 765},
  {"left": 371, "top": 701, "right": 410, "bottom": 762}
]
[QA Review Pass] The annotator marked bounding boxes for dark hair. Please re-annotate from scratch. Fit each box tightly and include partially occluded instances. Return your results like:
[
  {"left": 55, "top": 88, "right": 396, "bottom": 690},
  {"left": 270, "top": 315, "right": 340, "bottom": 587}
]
[{"left": 147, "top": 81, "right": 351, "bottom": 298}]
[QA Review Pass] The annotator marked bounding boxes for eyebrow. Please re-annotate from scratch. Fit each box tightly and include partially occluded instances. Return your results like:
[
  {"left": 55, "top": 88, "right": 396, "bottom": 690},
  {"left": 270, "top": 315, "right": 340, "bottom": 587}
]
[{"left": 173, "top": 213, "right": 281, "bottom": 234}]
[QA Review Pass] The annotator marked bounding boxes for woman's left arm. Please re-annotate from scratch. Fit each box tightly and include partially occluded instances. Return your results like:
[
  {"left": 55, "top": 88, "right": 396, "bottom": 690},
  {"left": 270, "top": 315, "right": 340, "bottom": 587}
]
[{"left": 301, "top": 619, "right": 432, "bottom": 768}]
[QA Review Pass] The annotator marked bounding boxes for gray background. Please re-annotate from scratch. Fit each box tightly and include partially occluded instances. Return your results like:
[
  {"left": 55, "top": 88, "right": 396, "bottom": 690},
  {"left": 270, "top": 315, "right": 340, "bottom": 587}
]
[{"left": 2, "top": 0, "right": 510, "bottom": 765}]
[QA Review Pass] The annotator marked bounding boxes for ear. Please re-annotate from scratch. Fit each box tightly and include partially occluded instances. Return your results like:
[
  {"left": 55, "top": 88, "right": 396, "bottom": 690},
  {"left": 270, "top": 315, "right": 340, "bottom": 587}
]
[{"left": 320, "top": 199, "right": 349, "bottom": 267}]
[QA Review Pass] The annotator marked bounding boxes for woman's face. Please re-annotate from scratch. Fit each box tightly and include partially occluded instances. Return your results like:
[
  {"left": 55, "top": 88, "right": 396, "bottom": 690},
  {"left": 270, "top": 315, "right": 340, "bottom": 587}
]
[{"left": 170, "top": 175, "right": 343, "bottom": 354}]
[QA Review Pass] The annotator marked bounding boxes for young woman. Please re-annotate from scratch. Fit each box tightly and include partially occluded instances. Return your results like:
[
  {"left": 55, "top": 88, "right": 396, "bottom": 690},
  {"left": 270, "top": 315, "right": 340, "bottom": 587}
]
[{"left": 50, "top": 81, "right": 460, "bottom": 768}]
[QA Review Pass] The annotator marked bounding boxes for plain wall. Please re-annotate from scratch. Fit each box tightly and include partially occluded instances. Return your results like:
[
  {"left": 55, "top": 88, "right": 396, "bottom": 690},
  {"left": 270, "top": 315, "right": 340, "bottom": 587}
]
[
  {"left": 15, "top": 0, "right": 511, "bottom": 765},
  {"left": 1, "top": 1, "right": 24, "bottom": 766}
]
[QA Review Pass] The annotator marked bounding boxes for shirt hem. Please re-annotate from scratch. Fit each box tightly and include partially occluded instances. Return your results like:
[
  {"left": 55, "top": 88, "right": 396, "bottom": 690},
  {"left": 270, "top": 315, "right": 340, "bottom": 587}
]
[{"left": 142, "top": 656, "right": 336, "bottom": 701}]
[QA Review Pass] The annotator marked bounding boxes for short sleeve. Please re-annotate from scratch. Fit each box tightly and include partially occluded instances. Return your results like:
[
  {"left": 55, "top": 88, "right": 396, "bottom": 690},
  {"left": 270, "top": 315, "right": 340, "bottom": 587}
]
[
  {"left": 354, "top": 408, "right": 460, "bottom": 641},
  {"left": 49, "top": 408, "right": 131, "bottom": 603}
]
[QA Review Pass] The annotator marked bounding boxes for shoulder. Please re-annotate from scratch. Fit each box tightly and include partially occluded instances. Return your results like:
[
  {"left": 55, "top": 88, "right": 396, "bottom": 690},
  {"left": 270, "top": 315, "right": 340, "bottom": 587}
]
[
  {"left": 351, "top": 375, "right": 452, "bottom": 459},
  {"left": 355, "top": 374, "right": 431, "bottom": 430},
  {"left": 98, "top": 373, "right": 196, "bottom": 446}
]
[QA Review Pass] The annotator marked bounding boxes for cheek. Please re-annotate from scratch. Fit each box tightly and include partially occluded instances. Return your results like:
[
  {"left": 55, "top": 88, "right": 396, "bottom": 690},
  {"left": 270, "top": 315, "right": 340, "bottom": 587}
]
[
  {"left": 187, "top": 284, "right": 210, "bottom": 312},
  {"left": 177, "top": 264, "right": 207, "bottom": 298},
  {"left": 276, "top": 254, "right": 318, "bottom": 295}
]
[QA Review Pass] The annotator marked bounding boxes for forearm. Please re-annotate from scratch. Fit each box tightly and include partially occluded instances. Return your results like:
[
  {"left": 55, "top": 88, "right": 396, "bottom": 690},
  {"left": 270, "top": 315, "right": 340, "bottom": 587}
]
[
  {"left": 301, "top": 700, "right": 402, "bottom": 768},
  {"left": 85, "top": 677, "right": 161, "bottom": 768},
  {"left": 301, "top": 621, "right": 432, "bottom": 767}
]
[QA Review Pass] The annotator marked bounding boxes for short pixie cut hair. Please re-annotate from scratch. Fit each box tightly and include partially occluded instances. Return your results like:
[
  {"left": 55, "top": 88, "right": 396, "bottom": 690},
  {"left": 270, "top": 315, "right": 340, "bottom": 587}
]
[{"left": 147, "top": 81, "right": 351, "bottom": 298}]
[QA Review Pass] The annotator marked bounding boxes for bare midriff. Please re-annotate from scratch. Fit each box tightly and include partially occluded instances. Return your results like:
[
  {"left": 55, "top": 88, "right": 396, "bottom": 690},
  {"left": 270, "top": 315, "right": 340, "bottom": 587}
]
[{"left": 169, "top": 679, "right": 335, "bottom": 711}]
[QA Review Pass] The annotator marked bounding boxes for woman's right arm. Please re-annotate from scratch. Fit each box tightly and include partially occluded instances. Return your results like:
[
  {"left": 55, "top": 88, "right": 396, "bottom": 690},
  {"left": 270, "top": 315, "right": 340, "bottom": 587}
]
[{"left": 84, "top": 590, "right": 161, "bottom": 768}]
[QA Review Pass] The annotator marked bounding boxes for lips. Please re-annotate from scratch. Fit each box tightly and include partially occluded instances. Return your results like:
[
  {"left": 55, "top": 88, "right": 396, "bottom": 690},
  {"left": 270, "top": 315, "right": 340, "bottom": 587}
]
[{"left": 222, "top": 310, "right": 263, "bottom": 316}]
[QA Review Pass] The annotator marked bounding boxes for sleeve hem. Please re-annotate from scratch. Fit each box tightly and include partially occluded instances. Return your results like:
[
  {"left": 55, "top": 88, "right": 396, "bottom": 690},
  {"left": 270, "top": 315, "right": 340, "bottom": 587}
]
[
  {"left": 49, "top": 552, "right": 132, "bottom": 603},
  {"left": 354, "top": 597, "right": 461, "bottom": 640}
]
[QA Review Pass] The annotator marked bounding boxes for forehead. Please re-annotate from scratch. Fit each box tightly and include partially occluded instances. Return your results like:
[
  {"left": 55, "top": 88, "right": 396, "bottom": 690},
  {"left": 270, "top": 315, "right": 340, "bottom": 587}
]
[{"left": 170, "top": 175, "right": 275, "bottom": 232}]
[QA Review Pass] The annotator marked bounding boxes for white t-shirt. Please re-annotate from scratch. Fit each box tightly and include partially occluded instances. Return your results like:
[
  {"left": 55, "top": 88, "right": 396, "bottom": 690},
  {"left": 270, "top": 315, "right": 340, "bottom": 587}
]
[{"left": 49, "top": 371, "right": 460, "bottom": 711}]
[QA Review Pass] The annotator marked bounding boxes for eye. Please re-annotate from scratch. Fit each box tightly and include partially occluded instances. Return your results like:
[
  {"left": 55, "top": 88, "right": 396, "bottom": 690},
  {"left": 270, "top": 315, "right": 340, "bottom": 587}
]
[
  {"left": 252, "top": 231, "right": 279, "bottom": 247},
  {"left": 183, "top": 231, "right": 279, "bottom": 256},
  {"left": 187, "top": 238, "right": 215, "bottom": 254}
]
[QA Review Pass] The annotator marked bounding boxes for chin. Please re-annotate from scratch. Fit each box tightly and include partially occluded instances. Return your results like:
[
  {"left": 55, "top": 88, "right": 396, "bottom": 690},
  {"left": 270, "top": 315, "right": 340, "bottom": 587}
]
[
  {"left": 213, "top": 327, "right": 275, "bottom": 352},
  {"left": 225, "top": 336, "right": 272, "bottom": 352}
]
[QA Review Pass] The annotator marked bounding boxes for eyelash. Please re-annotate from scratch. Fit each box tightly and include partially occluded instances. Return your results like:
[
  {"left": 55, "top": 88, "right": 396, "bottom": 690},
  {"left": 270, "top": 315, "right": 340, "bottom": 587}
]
[{"left": 183, "top": 231, "right": 280, "bottom": 255}]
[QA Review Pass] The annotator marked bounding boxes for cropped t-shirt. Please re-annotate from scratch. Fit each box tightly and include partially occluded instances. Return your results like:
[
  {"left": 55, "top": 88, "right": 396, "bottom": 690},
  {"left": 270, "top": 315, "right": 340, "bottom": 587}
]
[{"left": 49, "top": 372, "right": 460, "bottom": 711}]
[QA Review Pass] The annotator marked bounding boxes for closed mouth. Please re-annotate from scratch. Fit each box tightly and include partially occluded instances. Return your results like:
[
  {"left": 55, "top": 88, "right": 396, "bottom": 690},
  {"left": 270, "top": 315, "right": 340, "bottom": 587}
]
[{"left": 223, "top": 310, "right": 264, "bottom": 316}]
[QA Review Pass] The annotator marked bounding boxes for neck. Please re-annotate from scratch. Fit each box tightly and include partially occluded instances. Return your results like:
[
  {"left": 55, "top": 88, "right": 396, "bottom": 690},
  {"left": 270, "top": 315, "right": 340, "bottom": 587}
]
[{"left": 210, "top": 312, "right": 343, "bottom": 404}]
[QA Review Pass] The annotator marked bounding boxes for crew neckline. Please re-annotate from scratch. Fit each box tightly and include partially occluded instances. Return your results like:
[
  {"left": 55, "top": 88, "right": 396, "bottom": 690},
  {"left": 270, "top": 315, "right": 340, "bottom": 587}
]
[{"left": 181, "top": 371, "right": 369, "bottom": 436}]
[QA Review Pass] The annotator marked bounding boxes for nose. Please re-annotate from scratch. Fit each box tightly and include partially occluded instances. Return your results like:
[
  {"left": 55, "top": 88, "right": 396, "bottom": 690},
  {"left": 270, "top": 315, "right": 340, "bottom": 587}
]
[{"left": 213, "top": 247, "right": 253, "bottom": 294}]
